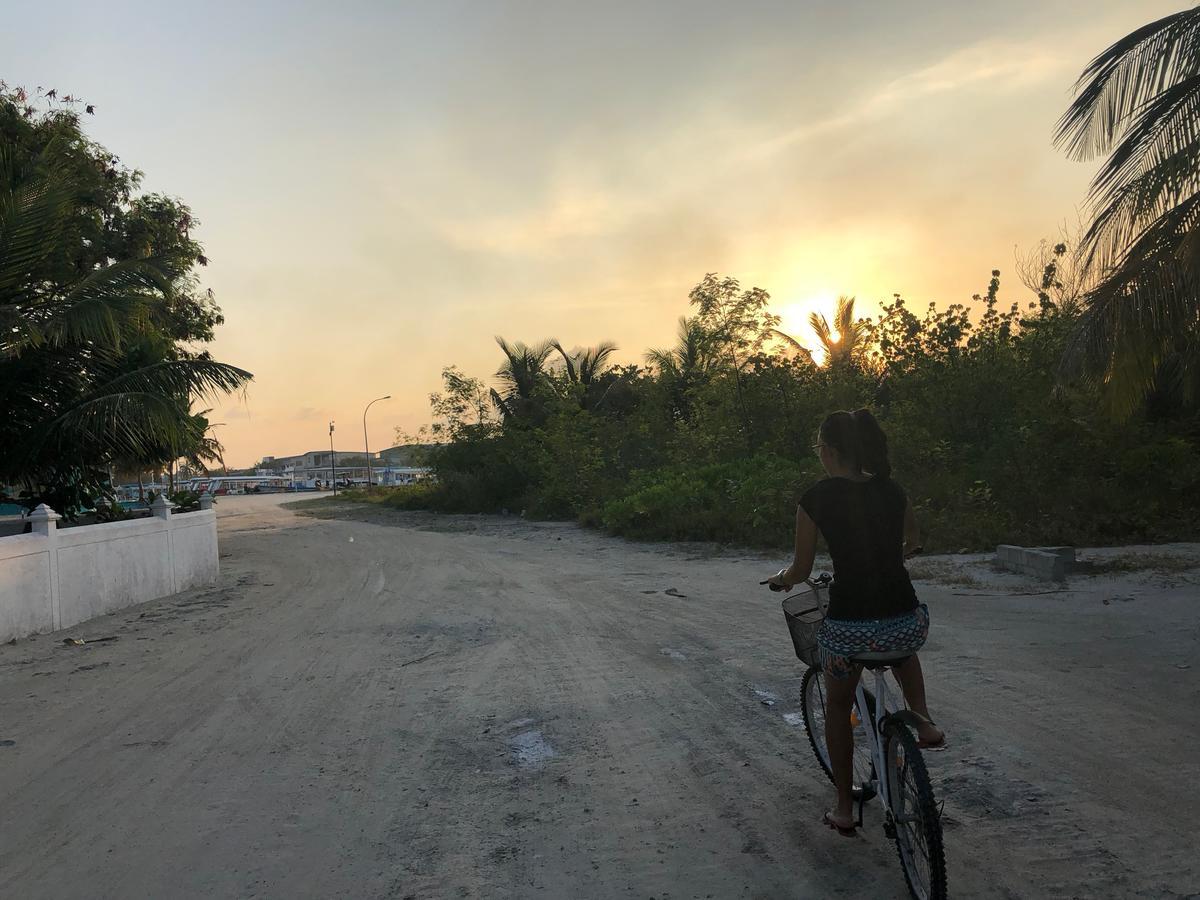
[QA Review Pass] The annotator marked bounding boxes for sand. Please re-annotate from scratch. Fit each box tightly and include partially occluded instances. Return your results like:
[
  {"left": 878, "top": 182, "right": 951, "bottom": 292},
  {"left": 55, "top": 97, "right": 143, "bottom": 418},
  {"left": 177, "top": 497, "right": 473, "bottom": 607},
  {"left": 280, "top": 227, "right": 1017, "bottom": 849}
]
[{"left": 1, "top": 493, "right": 1196, "bottom": 898}]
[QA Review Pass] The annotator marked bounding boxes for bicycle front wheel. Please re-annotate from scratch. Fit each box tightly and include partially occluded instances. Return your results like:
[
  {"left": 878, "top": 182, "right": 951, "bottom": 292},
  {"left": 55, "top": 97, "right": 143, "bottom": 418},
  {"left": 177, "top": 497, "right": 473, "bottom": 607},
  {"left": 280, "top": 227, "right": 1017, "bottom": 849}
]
[
  {"left": 799, "top": 667, "right": 876, "bottom": 800},
  {"left": 883, "top": 719, "right": 947, "bottom": 900}
]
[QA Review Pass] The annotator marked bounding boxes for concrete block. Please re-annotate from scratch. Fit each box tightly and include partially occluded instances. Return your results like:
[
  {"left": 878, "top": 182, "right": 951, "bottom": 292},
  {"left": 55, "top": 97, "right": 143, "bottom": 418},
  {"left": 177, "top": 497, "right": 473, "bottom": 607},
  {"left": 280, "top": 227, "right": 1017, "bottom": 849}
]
[
  {"left": 1036, "top": 546, "right": 1076, "bottom": 567},
  {"left": 995, "top": 544, "right": 1070, "bottom": 581}
]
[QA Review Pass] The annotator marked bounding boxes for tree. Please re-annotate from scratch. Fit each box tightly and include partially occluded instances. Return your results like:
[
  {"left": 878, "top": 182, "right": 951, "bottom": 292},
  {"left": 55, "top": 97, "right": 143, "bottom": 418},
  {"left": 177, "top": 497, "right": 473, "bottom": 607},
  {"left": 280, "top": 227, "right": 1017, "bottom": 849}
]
[
  {"left": 552, "top": 340, "right": 618, "bottom": 385},
  {"left": 1055, "top": 8, "right": 1200, "bottom": 415},
  {"left": 0, "top": 86, "right": 251, "bottom": 514},
  {"left": 428, "top": 366, "right": 495, "bottom": 441},
  {"left": 687, "top": 274, "right": 779, "bottom": 446},
  {"left": 491, "top": 337, "right": 554, "bottom": 424},
  {"left": 765, "top": 327, "right": 814, "bottom": 363},
  {"left": 808, "top": 295, "right": 869, "bottom": 369},
  {"left": 645, "top": 316, "right": 717, "bottom": 379},
  {"left": 551, "top": 341, "right": 629, "bottom": 411},
  {"left": 1015, "top": 225, "right": 1097, "bottom": 314}
]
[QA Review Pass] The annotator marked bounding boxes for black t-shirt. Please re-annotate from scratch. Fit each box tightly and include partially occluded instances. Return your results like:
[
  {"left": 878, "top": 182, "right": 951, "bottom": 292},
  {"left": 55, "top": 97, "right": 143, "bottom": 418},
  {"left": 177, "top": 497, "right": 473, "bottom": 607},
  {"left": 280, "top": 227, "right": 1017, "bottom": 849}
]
[{"left": 799, "top": 476, "right": 918, "bottom": 621}]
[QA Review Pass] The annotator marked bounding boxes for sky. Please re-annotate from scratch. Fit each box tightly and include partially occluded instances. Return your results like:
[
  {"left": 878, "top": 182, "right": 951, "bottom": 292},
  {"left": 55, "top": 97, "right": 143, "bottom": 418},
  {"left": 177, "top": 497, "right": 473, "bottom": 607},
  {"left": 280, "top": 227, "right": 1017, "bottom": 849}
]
[{"left": 6, "top": 0, "right": 1183, "bottom": 466}]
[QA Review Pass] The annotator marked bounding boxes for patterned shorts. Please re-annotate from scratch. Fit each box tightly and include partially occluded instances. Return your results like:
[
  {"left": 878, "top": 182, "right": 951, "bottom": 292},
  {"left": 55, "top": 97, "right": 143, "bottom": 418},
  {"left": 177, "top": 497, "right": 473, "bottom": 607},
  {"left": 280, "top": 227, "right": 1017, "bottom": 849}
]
[{"left": 816, "top": 604, "right": 930, "bottom": 681}]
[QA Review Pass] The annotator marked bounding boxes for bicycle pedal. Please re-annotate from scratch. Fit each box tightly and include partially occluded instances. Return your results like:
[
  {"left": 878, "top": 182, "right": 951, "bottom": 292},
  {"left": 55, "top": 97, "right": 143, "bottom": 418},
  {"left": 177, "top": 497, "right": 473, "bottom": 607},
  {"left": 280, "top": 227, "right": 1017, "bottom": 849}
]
[{"left": 883, "top": 812, "right": 897, "bottom": 839}]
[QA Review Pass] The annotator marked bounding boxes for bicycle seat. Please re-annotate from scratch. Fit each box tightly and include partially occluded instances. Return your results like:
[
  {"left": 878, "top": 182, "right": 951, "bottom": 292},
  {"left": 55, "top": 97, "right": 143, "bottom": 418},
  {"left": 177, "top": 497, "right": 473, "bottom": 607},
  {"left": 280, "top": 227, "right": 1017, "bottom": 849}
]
[{"left": 851, "top": 651, "right": 912, "bottom": 670}]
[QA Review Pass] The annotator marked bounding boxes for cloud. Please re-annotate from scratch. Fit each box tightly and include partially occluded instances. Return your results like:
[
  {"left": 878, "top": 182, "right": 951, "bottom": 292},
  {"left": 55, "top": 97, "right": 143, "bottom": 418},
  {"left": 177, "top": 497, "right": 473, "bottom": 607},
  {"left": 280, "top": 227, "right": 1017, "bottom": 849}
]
[
  {"left": 748, "top": 36, "right": 1077, "bottom": 162},
  {"left": 221, "top": 405, "right": 254, "bottom": 421}
]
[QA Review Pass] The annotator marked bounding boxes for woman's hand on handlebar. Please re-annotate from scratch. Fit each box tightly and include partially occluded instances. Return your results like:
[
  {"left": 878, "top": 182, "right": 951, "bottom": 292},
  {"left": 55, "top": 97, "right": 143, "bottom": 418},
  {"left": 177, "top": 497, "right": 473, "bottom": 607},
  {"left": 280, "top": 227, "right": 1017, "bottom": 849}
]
[{"left": 760, "top": 568, "right": 793, "bottom": 592}]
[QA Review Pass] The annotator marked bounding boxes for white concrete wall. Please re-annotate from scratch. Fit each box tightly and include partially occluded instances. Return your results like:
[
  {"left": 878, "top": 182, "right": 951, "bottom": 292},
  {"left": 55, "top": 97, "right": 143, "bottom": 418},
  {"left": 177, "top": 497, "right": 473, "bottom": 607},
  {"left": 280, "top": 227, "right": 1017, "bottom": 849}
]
[{"left": 0, "top": 497, "right": 219, "bottom": 642}]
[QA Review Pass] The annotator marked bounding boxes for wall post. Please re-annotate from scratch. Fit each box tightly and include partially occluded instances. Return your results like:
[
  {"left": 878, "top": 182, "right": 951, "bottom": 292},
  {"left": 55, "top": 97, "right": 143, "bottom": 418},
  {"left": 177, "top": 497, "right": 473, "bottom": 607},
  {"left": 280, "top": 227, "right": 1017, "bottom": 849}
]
[{"left": 27, "top": 504, "right": 62, "bottom": 629}]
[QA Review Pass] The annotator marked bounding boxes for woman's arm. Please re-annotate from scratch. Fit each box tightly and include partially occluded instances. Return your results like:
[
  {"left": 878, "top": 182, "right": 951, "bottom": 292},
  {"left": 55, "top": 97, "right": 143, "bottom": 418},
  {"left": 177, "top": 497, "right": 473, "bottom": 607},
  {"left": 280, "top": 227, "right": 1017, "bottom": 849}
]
[{"left": 770, "top": 504, "right": 818, "bottom": 588}]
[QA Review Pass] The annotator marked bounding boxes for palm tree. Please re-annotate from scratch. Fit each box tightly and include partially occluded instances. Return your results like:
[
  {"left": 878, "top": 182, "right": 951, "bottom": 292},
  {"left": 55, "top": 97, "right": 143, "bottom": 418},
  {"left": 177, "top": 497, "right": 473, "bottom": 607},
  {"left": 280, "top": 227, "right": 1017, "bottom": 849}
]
[
  {"left": 552, "top": 340, "right": 627, "bottom": 411},
  {"left": 808, "top": 296, "right": 868, "bottom": 368},
  {"left": 766, "top": 327, "right": 815, "bottom": 363},
  {"left": 491, "top": 337, "right": 554, "bottom": 422},
  {"left": 552, "top": 340, "right": 618, "bottom": 386},
  {"left": 1055, "top": 7, "right": 1200, "bottom": 415},
  {"left": 0, "top": 147, "right": 251, "bottom": 512},
  {"left": 645, "top": 316, "right": 716, "bottom": 378}
]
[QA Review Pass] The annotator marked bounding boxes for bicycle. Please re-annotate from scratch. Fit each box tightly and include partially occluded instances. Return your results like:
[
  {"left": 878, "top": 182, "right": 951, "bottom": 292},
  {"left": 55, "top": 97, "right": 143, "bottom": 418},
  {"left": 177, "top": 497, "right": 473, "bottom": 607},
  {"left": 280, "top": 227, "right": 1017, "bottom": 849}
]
[{"left": 774, "top": 574, "right": 947, "bottom": 900}]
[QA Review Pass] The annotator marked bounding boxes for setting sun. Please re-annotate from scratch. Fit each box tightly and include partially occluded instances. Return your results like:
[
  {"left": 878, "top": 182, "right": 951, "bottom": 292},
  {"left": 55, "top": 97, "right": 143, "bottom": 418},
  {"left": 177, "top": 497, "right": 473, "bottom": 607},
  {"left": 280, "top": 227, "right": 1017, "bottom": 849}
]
[{"left": 774, "top": 292, "right": 839, "bottom": 359}]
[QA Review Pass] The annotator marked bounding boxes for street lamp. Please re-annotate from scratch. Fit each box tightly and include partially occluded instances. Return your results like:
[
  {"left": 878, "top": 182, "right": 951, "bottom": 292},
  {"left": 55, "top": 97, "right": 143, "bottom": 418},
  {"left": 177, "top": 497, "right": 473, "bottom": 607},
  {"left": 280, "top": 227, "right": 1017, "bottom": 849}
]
[
  {"left": 363, "top": 395, "right": 391, "bottom": 487},
  {"left": 329, "top": 420, "right": 337, "bottom": 496}
]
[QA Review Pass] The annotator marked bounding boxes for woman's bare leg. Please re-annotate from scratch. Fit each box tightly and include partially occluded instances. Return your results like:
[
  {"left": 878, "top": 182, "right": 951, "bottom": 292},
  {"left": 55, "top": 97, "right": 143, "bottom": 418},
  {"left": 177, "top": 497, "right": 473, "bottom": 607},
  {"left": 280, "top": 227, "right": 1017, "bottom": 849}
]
[
  {"left": 822, "top": 666, "right": 861, "bottom": 828},
  {"left": 892, "top": 654, "right": 943, "bottom": 743}
]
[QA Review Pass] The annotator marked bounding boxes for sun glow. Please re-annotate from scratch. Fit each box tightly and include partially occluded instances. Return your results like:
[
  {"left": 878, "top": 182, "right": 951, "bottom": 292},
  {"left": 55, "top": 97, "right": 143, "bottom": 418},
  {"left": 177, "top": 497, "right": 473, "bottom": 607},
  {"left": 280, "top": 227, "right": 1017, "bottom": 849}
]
[{"left": 775, "top": 291, "right": 839, "bottom": 360}]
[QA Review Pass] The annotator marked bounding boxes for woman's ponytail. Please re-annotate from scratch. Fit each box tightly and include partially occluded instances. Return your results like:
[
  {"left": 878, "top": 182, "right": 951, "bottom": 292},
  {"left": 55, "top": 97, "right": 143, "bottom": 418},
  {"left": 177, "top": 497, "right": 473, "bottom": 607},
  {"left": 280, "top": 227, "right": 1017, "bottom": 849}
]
[{"left": 851, "top": 408, "right": 891, "bottom": 479}]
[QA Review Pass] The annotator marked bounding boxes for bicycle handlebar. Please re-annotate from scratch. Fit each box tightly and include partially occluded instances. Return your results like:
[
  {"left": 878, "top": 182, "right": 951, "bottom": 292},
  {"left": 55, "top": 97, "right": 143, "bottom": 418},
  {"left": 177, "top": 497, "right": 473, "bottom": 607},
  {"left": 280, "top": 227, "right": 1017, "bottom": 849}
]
[{"left": 760, "top": 572, "right": 832, "bottom": 593}]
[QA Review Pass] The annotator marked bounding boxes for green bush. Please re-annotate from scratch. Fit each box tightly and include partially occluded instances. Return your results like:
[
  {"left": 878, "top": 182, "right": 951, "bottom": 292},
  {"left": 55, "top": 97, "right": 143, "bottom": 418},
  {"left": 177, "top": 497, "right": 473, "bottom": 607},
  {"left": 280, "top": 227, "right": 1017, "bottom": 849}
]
[
  {"left": 380, "top": 483, "right": 440, "bottom": 510},
  {"left": 168, "top": 489, "right": 204, "bottom": 512},
  {"left": 354, "top": 271, "right": 1200, "bottom": 551},
  {"left": 600, "top": 454, "right": 814, "bottom": 546}
]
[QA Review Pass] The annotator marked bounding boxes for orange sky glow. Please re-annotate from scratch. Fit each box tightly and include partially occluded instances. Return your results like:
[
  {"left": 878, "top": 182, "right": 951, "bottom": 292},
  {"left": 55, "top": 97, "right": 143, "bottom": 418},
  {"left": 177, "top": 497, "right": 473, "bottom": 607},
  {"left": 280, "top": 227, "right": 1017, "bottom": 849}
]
[{"left": 7, "top": 0, "right": 1182, "bottom": 466}]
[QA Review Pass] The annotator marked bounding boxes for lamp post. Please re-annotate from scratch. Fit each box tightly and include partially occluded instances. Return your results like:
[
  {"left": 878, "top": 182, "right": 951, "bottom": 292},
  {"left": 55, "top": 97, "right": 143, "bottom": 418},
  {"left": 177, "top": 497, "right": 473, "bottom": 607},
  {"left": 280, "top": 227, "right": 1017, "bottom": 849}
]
[
  {"left": 329, "top": 420, "right": 337, "bottom": 496},
  {"left": 363, "top": 395, "right": 391, "bottom": 488}
]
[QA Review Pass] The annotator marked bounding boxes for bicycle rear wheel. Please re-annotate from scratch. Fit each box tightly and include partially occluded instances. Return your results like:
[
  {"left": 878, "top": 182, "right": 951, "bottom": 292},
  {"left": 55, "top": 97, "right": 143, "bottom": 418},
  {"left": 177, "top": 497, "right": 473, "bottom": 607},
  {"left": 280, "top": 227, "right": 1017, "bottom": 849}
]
[
  {"left": 882, "top": 719, "right": 947, "bottom": 900},
  {"left": 799, "top": 667, "right": 876, "bottom": 800}
]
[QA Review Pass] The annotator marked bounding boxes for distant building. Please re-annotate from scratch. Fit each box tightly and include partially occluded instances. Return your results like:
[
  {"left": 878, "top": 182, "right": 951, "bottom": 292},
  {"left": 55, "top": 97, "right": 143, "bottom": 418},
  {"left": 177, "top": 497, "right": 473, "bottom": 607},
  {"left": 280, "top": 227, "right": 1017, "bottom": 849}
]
[
  {"left": 376, "top": 444, "right": 434, "bottom": 467},
  {"left": 251, "top": 444, "right": 433, "bottom": 488}
]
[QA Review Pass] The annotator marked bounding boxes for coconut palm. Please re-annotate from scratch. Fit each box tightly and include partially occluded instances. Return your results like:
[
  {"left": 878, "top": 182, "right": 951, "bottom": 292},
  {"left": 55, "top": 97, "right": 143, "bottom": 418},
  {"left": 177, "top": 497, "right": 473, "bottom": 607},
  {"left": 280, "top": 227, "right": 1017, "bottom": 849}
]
[
  {"left": 1055, "top": 7, "right": 1200, "bottom": 415},
  {"left": 491, "top": 337, "right": 554, "bottom": 422},
  {"left": 552, "top": 340, "right": 618, "bottom": 385},
  {"left": 645, "top": 316, "right": 717, "bottom": 378},
  {"left": 552, "top": 340, "right": 627, "bottom": 411},
  {"left": 0, "top": 145, "right": 251, "bottom": 512},
  {"left": 766, "top": 327, "right": 815, "bottom": 363},
  {"left": 808, "top": 296, "right": 868, "bottom": 368}
]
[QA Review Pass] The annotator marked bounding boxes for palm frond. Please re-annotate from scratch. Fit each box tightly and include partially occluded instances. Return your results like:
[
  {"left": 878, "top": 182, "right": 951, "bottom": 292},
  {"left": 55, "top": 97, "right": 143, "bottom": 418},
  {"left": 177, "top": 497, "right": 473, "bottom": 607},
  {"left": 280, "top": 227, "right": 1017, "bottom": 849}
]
[
  {"left": 1, "top": 259, "right": 172, "bottom": 356},
  {"left": 1055, "top": 9, "right": 1200, "bottom": 161},
  {"left": 551, "top": 340, "right": 578, "bottom": 383},
  {"left": 809, "top": 311, "right": 834, "bottom": 353},
  {"left": 494, "top": 336, "right": 553, "bottom": 401},
  {"left": 97, "top": 357, "right": 253, "bottom": 401},
  {"left": 1060, "top": 259, "right": 1200, "bottom": 417},
  {"left": 0, "top": 150, "right": 79, "bottom": 296},
  {"left": 767, "top": 328, "right": 814, "bottom": 360},
  {"left": 16, "top": 358, "right": 252, "bottom": 465},
  {"left": 489, "top": 386, "right": 514, "bottom": 419},
  {"left": 644, "top": 347, "right": 677, "bottom": 374},
  {"left": 1082, "top": 73, "right": 1200, "bottom": 267},
  {"left": 578, "top": 341, "right": 617, "bottom": 383}
]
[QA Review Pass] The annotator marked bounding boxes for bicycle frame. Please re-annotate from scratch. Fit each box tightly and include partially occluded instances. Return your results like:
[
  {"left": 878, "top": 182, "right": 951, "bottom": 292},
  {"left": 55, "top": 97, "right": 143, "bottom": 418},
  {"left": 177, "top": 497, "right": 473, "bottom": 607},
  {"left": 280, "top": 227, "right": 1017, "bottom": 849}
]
[
  {"left": 803, "top": 575, "right": 912, "bottom": 827},
  {"left": 855, "top": 668, "right": 895, "bottom": 826}
]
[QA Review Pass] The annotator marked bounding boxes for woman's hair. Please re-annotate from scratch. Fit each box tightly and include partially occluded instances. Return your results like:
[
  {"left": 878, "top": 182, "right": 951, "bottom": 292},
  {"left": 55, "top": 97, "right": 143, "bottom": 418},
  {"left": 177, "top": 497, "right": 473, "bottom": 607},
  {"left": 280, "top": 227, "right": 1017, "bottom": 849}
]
[{"left": 817, "top": 408, "right": 892, "bottom": 478}]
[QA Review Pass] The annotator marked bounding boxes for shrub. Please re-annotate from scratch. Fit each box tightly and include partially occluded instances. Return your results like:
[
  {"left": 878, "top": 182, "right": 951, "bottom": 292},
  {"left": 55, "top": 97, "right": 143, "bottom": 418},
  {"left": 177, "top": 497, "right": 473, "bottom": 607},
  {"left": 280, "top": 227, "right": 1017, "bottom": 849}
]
[{"left": 600, "top": 454, "right": 814, "bottom": 546}]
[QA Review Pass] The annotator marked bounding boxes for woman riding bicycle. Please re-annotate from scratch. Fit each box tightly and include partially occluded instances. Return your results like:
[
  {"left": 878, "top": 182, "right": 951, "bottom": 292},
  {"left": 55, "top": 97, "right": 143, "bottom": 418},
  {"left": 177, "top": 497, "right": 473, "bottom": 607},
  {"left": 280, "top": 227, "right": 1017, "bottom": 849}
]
[{"left": 766, "top": 409, "right": 944, "bottom": 836}]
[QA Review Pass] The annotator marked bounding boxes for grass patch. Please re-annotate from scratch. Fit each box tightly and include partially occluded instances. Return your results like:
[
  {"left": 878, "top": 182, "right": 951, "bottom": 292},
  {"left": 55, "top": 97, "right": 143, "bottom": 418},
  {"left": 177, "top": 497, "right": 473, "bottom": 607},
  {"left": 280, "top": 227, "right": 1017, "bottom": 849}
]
[
  {"left": 906, "top": 559, "right": 985, "bottom": 588},
  {"left": 1076, "top": 552, "right": 1200, "bottom": 575}
]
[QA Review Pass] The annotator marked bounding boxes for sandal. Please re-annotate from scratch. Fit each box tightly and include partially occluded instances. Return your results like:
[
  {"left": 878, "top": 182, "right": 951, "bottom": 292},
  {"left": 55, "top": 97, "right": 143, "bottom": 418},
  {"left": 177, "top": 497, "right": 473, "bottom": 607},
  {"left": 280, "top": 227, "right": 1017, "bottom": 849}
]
[
  {"left": 911, "top": 714, "right": 947, "bottom": 751},
  {"left": 823, "top": 810, "right": 857, "bottom": 837},
  {"left": 918, "top": 733, "right": 947, "bottom": 751}
]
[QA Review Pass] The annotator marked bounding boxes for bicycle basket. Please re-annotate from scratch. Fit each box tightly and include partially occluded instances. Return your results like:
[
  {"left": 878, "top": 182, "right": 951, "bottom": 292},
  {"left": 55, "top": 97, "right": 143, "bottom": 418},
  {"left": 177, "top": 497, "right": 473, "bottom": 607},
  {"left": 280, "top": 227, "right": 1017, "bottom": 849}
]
[{"left": 782, "top": 592, "right": 826, "bottom": 667}]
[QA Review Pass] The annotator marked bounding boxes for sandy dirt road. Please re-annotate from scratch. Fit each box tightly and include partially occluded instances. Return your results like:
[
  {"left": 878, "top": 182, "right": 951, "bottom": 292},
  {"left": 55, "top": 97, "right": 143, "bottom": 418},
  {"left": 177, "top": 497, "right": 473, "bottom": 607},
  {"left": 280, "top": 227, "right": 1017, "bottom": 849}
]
[{"left": 2, "top": 493, "right": 1198, "bottom": 899}]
